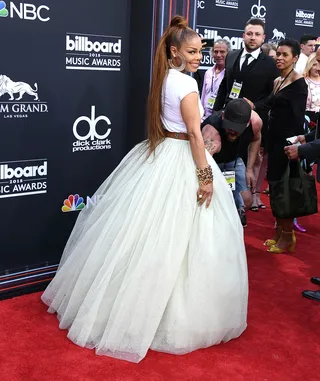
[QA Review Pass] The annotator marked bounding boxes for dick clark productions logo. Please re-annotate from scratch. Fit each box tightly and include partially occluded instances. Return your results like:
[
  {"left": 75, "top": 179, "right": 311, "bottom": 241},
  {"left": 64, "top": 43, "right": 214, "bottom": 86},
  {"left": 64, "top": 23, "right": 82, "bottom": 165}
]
[
  {"left": 251, "top": 0, "right": 266, "bottom": 20},
  {"left": 72, "top": 106, "right": 112, "bottom": 153}
]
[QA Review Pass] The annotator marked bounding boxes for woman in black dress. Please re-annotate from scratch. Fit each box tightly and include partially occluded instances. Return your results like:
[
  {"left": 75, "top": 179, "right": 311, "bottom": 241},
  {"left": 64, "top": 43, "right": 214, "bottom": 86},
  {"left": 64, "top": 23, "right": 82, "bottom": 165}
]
[{"left": 265, "top": 39, "right": 308, "bottom": 253}]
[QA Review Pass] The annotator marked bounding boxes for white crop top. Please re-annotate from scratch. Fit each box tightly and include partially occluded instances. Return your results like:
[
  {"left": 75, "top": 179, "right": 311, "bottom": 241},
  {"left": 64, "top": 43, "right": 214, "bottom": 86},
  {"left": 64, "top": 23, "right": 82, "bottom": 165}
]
[{"left": 161, "top": 69, "right": 204, "bottom": 133}]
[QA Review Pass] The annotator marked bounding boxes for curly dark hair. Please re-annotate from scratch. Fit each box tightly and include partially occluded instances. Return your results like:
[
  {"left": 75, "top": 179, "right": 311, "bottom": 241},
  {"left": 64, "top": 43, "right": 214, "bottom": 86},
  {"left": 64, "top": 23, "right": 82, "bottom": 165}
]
[{"left": 277, "top": 38, "right": 300, "bottom": 57}]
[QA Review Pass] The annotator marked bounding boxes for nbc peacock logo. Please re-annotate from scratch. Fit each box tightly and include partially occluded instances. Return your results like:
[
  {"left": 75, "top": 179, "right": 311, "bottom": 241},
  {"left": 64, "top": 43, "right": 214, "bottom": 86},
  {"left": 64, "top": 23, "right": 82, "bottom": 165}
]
[
  {"left": 0, "top": 1, "right": 8, "bottom": 17},
  {"left": 62, "top": 194, "right": 85, "bottom": 212}
]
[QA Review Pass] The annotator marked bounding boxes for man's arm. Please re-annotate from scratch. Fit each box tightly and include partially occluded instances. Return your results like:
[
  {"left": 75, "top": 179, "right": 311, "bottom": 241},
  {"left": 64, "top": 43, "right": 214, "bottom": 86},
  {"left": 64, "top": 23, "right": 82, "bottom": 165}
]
[
  {"left": 245, "top": 111, "right": 262, "bottom": 189},
  {"left": 202, "top": 125, "right": 222, "bottom": 155},
  {"left": 305, "top": 130, "right": 316, "bottom": 143},
  {"left": 298, "top": 139, "right": 320, "bottom": 162},
  {"left": 247, "top": 131, "right": 261, "bottom": 169}
]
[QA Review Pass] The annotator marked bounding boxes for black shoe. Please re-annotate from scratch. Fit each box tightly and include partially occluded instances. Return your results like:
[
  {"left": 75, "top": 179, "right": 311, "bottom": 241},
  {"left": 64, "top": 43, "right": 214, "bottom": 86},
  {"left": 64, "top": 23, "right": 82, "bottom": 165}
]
[
  {"left": 302, "top": 290, "right": 320, "bottom": 301},
  {"left": 310, "top": 277, "right": 320, "bottom": 286},
  {"left": 239, "top": 209, "right": 247, "bottom": 228}
]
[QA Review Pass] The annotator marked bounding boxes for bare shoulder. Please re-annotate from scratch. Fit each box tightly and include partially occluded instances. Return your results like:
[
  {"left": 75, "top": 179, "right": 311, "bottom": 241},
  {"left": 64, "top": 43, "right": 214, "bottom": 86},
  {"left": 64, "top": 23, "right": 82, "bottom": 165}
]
[
  {"left": 274, "top": 76, "right": 281, "bottom": 85},
  {"left": 251, "top": 110, "right": 262, "bottom": 134},
  {"left": 292, "top": 71, "right": 303, "bottom": 81},
  {"left": 273, "top": 76, "right": 281, "bottom": 91}
]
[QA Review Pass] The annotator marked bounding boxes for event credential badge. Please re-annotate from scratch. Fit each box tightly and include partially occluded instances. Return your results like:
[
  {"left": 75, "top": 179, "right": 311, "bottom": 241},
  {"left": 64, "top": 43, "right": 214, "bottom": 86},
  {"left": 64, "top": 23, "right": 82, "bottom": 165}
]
[
  {"left": 223, "top": 171, "right": 236, "bottom": 190},
  {"left": 206, "top": 95, "right": 216, "bottom": 110},
  {"left": 229, "top": 81, "right": 242, "bottom": 99}
]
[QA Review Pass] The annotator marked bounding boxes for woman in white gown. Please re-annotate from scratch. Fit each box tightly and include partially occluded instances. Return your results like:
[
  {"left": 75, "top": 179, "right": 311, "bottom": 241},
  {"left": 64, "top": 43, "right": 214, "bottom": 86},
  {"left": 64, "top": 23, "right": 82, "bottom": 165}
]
[{"left": 41, "top": 16, "right": 248, "bottom": 363}]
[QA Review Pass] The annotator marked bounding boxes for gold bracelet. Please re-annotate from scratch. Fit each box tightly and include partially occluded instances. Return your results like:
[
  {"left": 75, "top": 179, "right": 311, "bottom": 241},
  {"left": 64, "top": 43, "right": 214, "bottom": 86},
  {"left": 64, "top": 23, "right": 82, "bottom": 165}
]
[{"left": 196, "top": 165, "right": 213, "bottom": 185}]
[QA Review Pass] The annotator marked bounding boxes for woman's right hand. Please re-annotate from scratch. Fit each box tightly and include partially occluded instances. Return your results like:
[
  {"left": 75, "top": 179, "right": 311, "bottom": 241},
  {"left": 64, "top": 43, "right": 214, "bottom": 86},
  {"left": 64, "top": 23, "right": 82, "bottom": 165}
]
[{"left": 197, "top": 182, "right": 213, "bottom": 208}]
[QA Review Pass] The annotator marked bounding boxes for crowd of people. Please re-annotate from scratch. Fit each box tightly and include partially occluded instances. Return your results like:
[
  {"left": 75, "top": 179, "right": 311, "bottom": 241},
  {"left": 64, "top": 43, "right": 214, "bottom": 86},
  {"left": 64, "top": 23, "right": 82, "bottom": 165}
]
[
  {"left": 199, "top": 21, "right": 319, "bottom": 299},
  {"left": 39, "top": 16, "right": 320, "bottom": 363}
]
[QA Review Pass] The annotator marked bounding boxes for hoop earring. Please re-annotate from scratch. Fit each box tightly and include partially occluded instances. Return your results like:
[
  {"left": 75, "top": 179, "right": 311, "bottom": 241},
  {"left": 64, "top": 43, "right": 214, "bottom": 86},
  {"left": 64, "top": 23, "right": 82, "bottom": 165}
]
[{"left": 168, "top": 52, "right": 186, "bottom": 72}]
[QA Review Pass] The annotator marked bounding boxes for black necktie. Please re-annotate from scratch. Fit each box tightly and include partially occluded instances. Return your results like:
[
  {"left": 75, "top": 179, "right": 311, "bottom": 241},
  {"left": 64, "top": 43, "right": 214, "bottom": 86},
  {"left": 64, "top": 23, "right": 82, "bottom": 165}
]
[{"left": 241, "top": 53, "right": 252, "bottom": 71}]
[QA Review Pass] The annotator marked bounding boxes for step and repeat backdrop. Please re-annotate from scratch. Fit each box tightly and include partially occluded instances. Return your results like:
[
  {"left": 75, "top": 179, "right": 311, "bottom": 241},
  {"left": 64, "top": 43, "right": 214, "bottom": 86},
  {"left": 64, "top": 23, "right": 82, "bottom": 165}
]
[
  {"left": 0, "top": 0, "right": 130, "bottom": 296},
  {"left": 196, "top": 0, "right": 320, "bottom": 72},
  {"left": 1, "top": 0, "right": 319, "bottom": 297}
]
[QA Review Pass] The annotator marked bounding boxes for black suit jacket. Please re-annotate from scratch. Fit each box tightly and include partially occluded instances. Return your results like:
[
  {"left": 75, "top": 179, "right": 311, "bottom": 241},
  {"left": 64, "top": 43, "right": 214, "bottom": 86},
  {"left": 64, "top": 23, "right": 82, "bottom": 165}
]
[
  {"left": 299, "top": 130, "right": 320, "bottom": 182},
  {"left": 214, "top": 49, "right": 279, "bottom": 117}
]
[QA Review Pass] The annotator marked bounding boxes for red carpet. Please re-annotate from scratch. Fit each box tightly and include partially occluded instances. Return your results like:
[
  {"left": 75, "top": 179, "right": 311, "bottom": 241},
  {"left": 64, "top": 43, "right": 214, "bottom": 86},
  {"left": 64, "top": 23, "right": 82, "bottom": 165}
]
[{"left": 1, "top": 193, "right": 320, "bottom": 380}]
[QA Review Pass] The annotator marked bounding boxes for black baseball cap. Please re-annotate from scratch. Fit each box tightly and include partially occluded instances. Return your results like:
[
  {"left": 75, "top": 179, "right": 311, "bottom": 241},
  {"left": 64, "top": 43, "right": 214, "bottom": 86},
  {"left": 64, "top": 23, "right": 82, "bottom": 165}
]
[{"left": 222, "top": 99, "right": 251, "bottom": 134}]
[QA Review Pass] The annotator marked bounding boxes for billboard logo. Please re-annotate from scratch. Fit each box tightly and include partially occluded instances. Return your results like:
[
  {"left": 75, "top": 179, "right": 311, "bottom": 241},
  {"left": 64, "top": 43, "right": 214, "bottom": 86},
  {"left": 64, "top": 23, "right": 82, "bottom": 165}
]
[
  {"left": 251, "top": 0, "right": 266, "bottom": 20},
  {"left": 66, "top": 33, "right": 122, "bottom": 71},
  {"left": 196, "top": 26, "right": 243, "bottom": 70},
  {"left": 0, "top": 1, "right": 8, "bottom": 17},
  {"left": 0, "top": 74, "right": 48, "bottom": 119},
  {"left": 0, "top": 159, "right": 47, "bottom": 198},
  {"left": 0, "top": 2, "right": 50, "bottom": 21},
  {"left": 215, "top": 0, "right": 239, "bottom": 9},
  {"left": 295, "top": 9, "right": 315, "bottom": 28},
  {"left": 72, "top": 106, "right": 112, "bottom": 153}
]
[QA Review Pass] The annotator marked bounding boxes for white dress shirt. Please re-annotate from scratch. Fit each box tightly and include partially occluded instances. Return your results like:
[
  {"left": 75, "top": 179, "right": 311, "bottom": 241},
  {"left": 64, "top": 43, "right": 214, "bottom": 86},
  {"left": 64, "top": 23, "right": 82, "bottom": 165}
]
[
  {"left": 239, "top": 47, "right": 261, "bottom": 70},
  {"left": 295, "top": 52, "right": 308, "bottom": 75}
]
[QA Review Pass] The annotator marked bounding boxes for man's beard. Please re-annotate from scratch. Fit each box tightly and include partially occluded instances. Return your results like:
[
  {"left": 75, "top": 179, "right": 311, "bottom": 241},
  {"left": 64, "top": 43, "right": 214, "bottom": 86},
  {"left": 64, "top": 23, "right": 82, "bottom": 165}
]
[
  {"left": 244, "top": 41, "right": 262, "bottom": 53},
  {"left": 227, "top": 134, "right": 238, "bottom": 142}
]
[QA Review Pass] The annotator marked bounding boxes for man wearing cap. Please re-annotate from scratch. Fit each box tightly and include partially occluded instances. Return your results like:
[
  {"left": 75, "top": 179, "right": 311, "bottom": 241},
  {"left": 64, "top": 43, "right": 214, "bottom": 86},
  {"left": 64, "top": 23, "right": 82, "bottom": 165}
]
[{"left": 202, "top": 98, "right": 262, "bottom": 227}]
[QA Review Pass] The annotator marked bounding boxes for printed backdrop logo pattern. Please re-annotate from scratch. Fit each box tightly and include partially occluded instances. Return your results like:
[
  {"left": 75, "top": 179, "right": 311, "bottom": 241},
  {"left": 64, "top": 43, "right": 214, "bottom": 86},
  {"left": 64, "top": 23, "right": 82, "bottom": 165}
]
[
  {"left": 0, "top": 0, "right": 128, "bottom": 283},
  {"left": 62, "top": 194, "right": 85, "bottom": 212},
  {"left": 72, "top": 106, "right": 112, "bottom": 153},
  {"left": 216, "top": 0, "right": 239, "bottom": 9},
  {"left": 268, "top": 28, "right": 286, "bottom": 43},
  {"left": 0, "top": 159, "right": 47, "bottom": 198},
  {"left": 0, "top": 75, "right": 38, "bottom": 100},
  {"left": 66, "top": 33, "right": 122, "bottom": 71},
  {"left": 61, "top": 193, "right": 102, "bottom": 212},
  {"left": 295, "top": 9, "right": 315, "bottom": 28},
  {"left": 0, "top": 1, "right": 8, "bottom": 16},
  {"left": 0, "top": 74, "right": 48, "bottom": 119},
  {"left": 197, "top": 0, "right": 205, "bottom": 9},
  {"left": 250, "top": 0, "right": 266, "bottom": 20},
  {"left": 0, "top": 1, "right": 50, "bottom": 22}
]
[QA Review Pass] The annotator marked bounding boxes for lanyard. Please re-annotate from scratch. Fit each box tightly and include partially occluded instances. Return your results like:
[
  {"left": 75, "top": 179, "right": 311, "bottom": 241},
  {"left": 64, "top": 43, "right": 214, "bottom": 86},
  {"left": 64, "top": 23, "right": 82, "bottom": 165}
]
[
  {"left": 210, "top": 68, "right": 220, "bottom": 93},
  {"left": 275, "top": 69, "right": 294, "bottom": 94}
]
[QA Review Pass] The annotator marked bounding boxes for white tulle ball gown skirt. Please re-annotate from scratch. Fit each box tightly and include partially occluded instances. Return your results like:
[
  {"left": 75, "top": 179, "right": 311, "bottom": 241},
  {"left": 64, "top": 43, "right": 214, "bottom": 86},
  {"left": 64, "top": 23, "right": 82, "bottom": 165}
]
[{"left": 41, "top": 137, "right": 248, "bottom": 363}]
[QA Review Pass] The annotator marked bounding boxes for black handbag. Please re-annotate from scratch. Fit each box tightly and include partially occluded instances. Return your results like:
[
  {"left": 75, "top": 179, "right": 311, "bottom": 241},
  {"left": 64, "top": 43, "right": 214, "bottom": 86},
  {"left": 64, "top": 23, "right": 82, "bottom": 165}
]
[{"left": 269, "top": 161, "right": 318, "bottom": 219}]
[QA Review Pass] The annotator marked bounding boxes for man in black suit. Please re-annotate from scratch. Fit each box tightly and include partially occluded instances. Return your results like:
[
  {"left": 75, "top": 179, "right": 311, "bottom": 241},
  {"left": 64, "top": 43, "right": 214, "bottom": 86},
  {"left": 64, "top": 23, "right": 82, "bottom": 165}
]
[
  {"left": 285, "top": 133, "right": 320, "bottom": 182},
  {"left": 213, "top": 18, "right": 278, "bottom": 115},
  {"left": 213, "top": 17, "right": 278, "bottom": 224}
]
